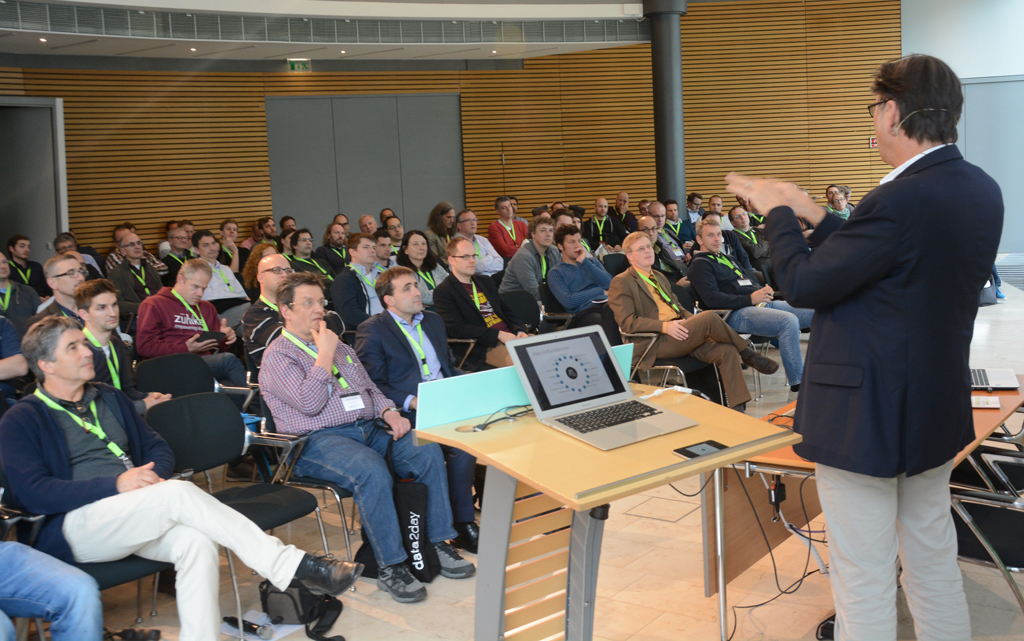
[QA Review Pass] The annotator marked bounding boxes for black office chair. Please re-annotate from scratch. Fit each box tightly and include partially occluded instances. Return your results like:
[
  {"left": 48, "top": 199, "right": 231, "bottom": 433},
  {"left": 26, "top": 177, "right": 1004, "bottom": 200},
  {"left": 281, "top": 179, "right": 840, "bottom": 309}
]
[
  {"left": 601, "top": 253, "right": 629, "bottom": 277},
  {"left": 951, "top": 488, "right": 1024, "bottom": 614},
  {"left": 500, "top": 289, "right": 541, "bottom": 333},
  {"left": 538, "top": 283, "right": 573, "bottom": 329},
  {"left": 146, "top": 393, "right": 330, "bottom": 639},
  {"left": 618, "top": 331, "right": 725, "bottom": 404},
  {"left": 136, "top": 353, "right": 257, "bottom": 411},
  {"left": 490, "top": 270, "right": 505, "bottom": 290}
]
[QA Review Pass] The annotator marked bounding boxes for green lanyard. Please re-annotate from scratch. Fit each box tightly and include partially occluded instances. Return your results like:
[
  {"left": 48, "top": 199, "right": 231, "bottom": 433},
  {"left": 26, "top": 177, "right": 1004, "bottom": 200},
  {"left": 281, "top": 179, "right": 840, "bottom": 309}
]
[
  {"left": 667, "top": 220, "right": 683, "bottom": 238},
  {"left": 129, "top": 265, "right": 151, "bottom": 296},
  {"left": 82, "top": 328, "right": 120, "bottom": 390},
  {"left": 259, "top": 295, "right": 279, "bottom": 312},
  {"left": 594, "top": 217, "right": 607, "bottom": 242},
  {"left": 172, "top": 289, "right": 208, "bottom": 331},
  {"left": 391, "top": 245, "right": 400, "bottom": 256},
  {"left": 713, "top": 254, "right": 745, "bottom": 279},
  {"left": 354, "top": 266, "right": 377, "bottom": 291},
  {"left": 473, "top": 239, "right": 483, "bottom": 258},
  {"left": 735, "top": 229, "right": 758, "bottom": 245},
  {"left": 397, "top": 321, "right": 430, "bottom": 378},
  {"left": 295, "top": 257, "right": 331, "bottom": 280},
  {"left": 222, "top": 248, "right": 233, "bottom": 261},
  {"left": 12, "top": 263, "right": 30, "bottom": 284},
  {"left": 749, "top": 211, "right": 765, "bottom": 225},
  {"left": 281, "top": 330, "right": 350, "bottom": 390},
  {"left": 33, "top": 389, "right": 131, "bottom": 465},
  {"left": 0, "top": 286, "right": 10, "bottom": 312},
  {"left": 660, "top": 230, "right": 681, "bottom": 250},
  {"left": 636, "top": 270, "right": 681, "bottom": 313},
  {"left": 580, "top": 239, "right": 592, "bottom": 253},
  {"left": 332, "top": 247, "right": 348, "bottom": 262},
  {"left": 417, "top": 270, "right": 436, "bottom": 289},
  {"left": 166, "top": 253, "right": 185, "bottom": 266},
  {"left": 471, "top": 280, "right": 481, "bottom": 310},
  {"left": 213, "top": 265, "right": 236, "bottom": 292},
  {"left": 539, "top": 254, "right": 548, "bottom": 282},
  {"left": 500, "top": 221, "right": 517, "bottom": 244}
]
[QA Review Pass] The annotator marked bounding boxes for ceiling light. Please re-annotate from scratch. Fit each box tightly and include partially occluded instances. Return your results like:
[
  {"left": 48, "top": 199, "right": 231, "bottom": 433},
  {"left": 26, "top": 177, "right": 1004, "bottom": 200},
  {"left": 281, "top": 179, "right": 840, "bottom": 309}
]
[
  {"left": 340, "top": 50, "right": 346, "bottom": 54},
  {"left": 491, "top": 50, "right": 497, "bottom": 54},
  {"left": 190, "top": 48, "right": 196, "bottom": 52},
  {"left": 39, "top": 38, "right": 46, "bottom": 42}
]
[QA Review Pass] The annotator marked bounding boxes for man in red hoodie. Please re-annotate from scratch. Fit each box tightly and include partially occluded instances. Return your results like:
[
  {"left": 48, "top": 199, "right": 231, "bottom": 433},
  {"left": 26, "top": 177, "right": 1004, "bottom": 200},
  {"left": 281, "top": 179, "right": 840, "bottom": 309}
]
[
  {"left": 136, "top": 258, "right": 247, "bottom": 387},
  {"left": 487, "top": 196, "right": 529, "bottom": 260}
]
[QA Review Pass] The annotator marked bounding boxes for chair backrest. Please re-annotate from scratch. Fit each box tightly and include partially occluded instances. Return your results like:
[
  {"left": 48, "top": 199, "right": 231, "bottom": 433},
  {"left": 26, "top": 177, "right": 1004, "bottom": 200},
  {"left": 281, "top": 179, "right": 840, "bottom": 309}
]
[
  {"left": 538, "top": 283, "right": 568, "bottom": 314},
  {"left": 135, "top": 353, "right": 216, "bottom": 396},
  {"left": 671, "top": 284, "right": 697, "bottom": 314},
  {"left": 601, "top": 253, "right": 629, "bottom": 277},
  {"left": 490, "top": 270, "right": 504, "bottom": 290},
  {"left": 500, "top": 290, "right": 540, "bottom": 332},
  {"left": 145, "top": 392, "right": 245, "bottom": 473}
]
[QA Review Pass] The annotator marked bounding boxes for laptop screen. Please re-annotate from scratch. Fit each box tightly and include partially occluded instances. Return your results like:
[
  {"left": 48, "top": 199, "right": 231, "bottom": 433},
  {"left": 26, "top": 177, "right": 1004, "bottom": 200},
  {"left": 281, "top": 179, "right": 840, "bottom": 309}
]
[{"left": 511, "top": 330, "right": 628, "bottom": 412}]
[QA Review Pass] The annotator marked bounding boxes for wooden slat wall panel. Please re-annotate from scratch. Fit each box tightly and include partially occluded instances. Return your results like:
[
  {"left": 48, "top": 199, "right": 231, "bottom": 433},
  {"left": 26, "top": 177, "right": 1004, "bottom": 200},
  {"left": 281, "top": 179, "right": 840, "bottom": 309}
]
[{"left": 6, "top": 0, "right": 898, "bottom": 250}]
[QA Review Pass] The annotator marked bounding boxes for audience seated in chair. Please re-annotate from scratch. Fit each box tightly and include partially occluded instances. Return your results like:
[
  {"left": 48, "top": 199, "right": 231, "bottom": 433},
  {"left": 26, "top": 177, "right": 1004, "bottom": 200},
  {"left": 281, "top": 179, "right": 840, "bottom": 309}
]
[
  {"left": 647, "top": 203, "right": 690, "bottom": 275},
  {"left": 314, "top": 221, "right": 350, "bottom": 275},
  {"left": 453, "top": 210, "right": 503, "bottom": 277},
  {"left": 383, "top": 216, "right": 405, "bottom": 258},
  {"left": 75, "top": 279, "right": 170, "bottom": 416},
  {"left": 192, "top": 230, "right": 250, "bottom": 337},
  {"left": 547, "top": 225, "right": 622, "bottom": 346},
  {"left": 434, "top": 236, "right": 529, "bottom": 371},
  {"left": 217, "top": 219, "right": 248, "bottom": 275},
  {"left": 0, "top": 316, "right": 27, "bottom": 406},
  {"left": 611, "top": 191, "right": 637, "bottom": 233},
  {"left": 243, "top": 254, "right": 344, "bottom": 371},
  {"left": 609, "top": 232, "right": 779, "bottom": 411},
  {"left": 729, "top": 205, "right": 773, "bottom": 282},
  {"left": 354, "top": 267, "right": 480, "bottom": 553},
  {"left": 425, "top": 202, "right": 457, "bottom": 269},
  {"left": 55, "top": 233, "right": 103, "bottom": 278},
  {"left": 241, "top": 216, "right": 276, "bottom": 251},
  {"left": 581, "top": 198, "right": 627, "bottom": 253},
  {"left": 107, "top": 232, "right": 162, "bottom": 321},
  {"left": 161, "top": 225, "right": 193, "bottom": 287},
  {"left": 330, "top": 233, "right": 385, "bottom": 330},
  {"left": 104, "top": 223, "right": 168, "bottom": 278},
  {"left": 6, "top": 234, "right": 51, "bottom": 298},
  {"left": 0, "top": 316, "right": 361, "bottom": 641},
  {"left": 289, "top": 228, "right": 335, "bottom": 288},
  {"left": 0, "top": 253, "right": 42, "bottom": 338},
  {"left": 357, "top": 214, "right": 378, "bottom": 235},
  {"left": 259, "top": 272, "right": 475, "bottom": 604},
  {"left": 29, "top": 255, "right": 87, "bottom": 328},
  {"left": 636, "top": 212, "right": 688, "bottom": 286},
  {"left": 488, "top": 196, "right": 529, "bottom": 260},
  {"left": 500, "top": 216, "right": 561, "bottom": 302},
  {"left": 396, "top": 230, "right": 449, "bottom": 309},
  {"left": 135, "top": 258, "right": 248, "bottom": 388},
  {"left": 373, "top": 230, "right": 396, "bottom": 270},
  {"left": 663, "top": 199, "right": 696, "bottom": 246},
  {"left": 688, "top": 218, "right": 813, "bottom": 394}
]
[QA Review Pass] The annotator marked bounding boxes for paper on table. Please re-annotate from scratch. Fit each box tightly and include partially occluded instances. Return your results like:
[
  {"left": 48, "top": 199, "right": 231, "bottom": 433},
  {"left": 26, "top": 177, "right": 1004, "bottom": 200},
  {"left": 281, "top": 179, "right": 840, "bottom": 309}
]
[
  {"left": 972, "top": 396, "right": 1001, "bottom": 409},
  {"left": 218, "top": 610, "right": 301, "bottom": 640},
  {"left": 416, "top": 343, "right": 633, "bottom": 431}
]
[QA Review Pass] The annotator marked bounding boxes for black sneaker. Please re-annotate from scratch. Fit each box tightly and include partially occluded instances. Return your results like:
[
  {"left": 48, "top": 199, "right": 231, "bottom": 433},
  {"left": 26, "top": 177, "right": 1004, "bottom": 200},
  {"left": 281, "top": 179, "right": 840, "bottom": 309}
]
[
  {"left": 376, "top": 563, "right": 427, "bottom": 603},
  {"left": 433, "top": 541, "right": 476, "bottom": 579},
  {"left": 296, "top": 555, "right": 363, "bottom": 596}
]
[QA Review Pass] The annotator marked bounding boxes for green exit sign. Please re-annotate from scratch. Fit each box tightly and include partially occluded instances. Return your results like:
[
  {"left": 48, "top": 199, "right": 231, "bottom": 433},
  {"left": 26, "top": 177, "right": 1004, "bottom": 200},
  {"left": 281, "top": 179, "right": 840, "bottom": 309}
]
[{"left": 288, "top": 59, "right": 311, "bottom": 72}]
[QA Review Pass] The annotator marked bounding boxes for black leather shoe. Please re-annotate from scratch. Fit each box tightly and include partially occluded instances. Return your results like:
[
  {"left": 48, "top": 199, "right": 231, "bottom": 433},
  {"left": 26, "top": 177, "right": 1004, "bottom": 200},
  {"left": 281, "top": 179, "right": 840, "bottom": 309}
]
[
  {"left": 297, "top": 555, "right": 363, "bottom": 596},
  {"left": 453, "top": 521, "right": 480, "bottom": 555}
]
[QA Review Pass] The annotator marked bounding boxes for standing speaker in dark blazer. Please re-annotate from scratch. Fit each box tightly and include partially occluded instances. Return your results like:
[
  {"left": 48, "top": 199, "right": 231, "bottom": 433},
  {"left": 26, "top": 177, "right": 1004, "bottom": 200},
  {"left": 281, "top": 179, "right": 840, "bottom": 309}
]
[
  {"left": 433, "top": 236, "right": 528, "bottom": 372},
  {"left": 728, "top": 55, "right": 1002, "bottom": 640},
  {"left": 354, "top": 267, "right": 479, "bottom": 552}
]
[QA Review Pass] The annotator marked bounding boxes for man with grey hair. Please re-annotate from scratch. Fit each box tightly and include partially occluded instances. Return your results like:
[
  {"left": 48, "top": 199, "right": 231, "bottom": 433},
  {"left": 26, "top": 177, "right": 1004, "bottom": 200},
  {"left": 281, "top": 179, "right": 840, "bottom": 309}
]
[
  {"left": 0, "top": 316, "right": 362, "bottom": 641},
  {"left": 107, "top": 231, "right": 162, "bottom": 318},
  {"left": 54, "top": 233, "right": 103, "bottom": 277},
  {"left": 28, "top": 254, "right": 87, "bottom": 328}
]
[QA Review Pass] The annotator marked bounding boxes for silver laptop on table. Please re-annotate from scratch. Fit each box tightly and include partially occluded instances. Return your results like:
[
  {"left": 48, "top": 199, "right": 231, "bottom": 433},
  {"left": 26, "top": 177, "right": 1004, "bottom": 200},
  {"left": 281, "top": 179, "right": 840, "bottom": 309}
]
[
  {"left": 507, "top": 326, "right": 698, "bottom": 451},
  {"left": 970, "top": 368, "right": 1020, "bottom": 390}
]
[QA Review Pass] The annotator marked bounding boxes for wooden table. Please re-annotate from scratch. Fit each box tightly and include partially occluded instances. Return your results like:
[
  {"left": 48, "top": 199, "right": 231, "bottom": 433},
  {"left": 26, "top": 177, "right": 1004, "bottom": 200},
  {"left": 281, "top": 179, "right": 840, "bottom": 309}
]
[
  {"left": 702, "top": 376, "right": 1024, "bottom": 597},
  {"left": 416, "top": 383, "right": 801, "bottom": 641}
]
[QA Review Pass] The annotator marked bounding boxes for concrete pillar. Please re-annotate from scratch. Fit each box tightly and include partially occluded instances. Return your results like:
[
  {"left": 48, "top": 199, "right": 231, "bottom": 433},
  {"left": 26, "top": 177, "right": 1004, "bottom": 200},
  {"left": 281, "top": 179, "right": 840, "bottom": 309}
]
[{"left": 643, "top": 0, "right": 688, "bottom": 202}]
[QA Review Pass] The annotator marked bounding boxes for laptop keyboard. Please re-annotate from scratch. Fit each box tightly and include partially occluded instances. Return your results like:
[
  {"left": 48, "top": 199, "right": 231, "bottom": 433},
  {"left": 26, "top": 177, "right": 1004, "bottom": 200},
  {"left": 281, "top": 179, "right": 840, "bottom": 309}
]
[
  {"left": 557, "top": 400, "right": 663, "bottom": 434},
  {"left": 971, "top": 369, "right": 989, "bottom": 387}
]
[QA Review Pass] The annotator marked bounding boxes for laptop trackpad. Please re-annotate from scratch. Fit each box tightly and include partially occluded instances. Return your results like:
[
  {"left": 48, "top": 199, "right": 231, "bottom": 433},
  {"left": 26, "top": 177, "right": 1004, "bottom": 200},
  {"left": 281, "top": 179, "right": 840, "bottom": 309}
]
[{"left": 616, "top": 422, "right": 664, "bottom": 442}]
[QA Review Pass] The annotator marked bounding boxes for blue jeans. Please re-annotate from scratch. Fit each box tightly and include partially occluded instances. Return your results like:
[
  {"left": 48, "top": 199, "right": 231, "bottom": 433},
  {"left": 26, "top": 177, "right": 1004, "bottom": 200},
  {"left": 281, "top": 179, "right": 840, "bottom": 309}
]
[
  {"left": 0, "top": 542, "right": 103, "bottom": 641},
  {"left": 201, "top": 352, "right": 248, "bottom": 387},
  {"left": 442, "top": 445, "right": 478, "bottom": 524},
  {"left": 293, "top": 420, "right": 457, "bottom": 567},
  {"left": 726, "top": 301, "right": 814, "bottom": 385}
]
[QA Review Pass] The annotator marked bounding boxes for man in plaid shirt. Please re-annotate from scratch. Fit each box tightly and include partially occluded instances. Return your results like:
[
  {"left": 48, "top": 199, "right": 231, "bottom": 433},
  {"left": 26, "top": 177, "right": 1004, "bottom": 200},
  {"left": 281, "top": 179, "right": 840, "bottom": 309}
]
[{"left": 260, "top": 272, "right": 475, "bottom": 604}]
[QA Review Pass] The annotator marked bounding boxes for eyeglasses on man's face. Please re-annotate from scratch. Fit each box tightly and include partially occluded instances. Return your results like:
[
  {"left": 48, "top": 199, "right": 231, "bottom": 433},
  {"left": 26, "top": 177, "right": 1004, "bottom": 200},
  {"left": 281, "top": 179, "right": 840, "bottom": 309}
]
[
  {"left": 259, "top": 267, "right": 294, "bottom": 275},
  {"left": 867, "top": 98, "right": 890, "bottom": 117},
  {"left": 56, "top": 268, "right": 88, "bottom": 279},
  {"left": 449, "top": 254, "right": 478, "bottom": 261},
  {"left": 122, "top": 241, "right": 144, "bottom": 249},
  {"left": 288, "top": 299, "right": 328, "bottom": 309}
]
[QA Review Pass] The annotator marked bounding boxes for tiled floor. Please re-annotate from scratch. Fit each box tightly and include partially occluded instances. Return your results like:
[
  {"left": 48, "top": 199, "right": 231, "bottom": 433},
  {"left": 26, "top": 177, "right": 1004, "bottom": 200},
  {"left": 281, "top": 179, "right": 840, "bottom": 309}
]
[{"left": 101, "top": 281, "right": 1024, "bottom": 640}]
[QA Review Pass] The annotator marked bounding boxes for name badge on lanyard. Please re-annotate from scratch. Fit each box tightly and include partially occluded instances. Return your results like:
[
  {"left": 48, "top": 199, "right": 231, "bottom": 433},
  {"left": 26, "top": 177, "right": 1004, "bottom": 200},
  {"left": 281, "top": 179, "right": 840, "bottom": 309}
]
[
  {"left": 341, "top": 393, "right": 366, "bottom": 412},
  {"left": 737, "top": 279, "right": 753, "bottom": 287},
  {"left": 670, "top": 245, "right": 684, "bottom": 259}
]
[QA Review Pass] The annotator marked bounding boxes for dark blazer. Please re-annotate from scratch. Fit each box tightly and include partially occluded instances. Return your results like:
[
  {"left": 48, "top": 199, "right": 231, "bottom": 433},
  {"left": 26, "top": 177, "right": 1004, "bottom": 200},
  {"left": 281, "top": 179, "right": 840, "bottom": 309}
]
[
  {"left": 0, "top": 384, "right": 175, "bottom": 563},
  {"left": 314, "top": 244, "right": 349, "bottom": 275},
  {"left": 433, "top": 274, "right": 526, "bottom": 372},
  {"left": 330, "top": 267, "right": 371, "bottom": 329},
  {"left": 766, "top": 145, "right": 1002, "bottom": 477},
  {"left": 355, "top": 310, "right": 463, "bottom": 420},
  {"left": 86, "top": 332, "right": 148, "bottom": 410},
  {"left": 108, "top": 260, "right": 162, "bottom": 316},
  {"left": 1, "top": 281, "right": 42, "bottom": 337}
]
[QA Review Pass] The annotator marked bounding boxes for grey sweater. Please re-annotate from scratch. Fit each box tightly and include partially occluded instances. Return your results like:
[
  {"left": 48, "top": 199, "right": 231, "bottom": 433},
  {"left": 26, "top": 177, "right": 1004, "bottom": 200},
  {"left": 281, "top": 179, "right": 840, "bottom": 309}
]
[{"left": 499, "top": 242, "right": 562, "bottom": 301}]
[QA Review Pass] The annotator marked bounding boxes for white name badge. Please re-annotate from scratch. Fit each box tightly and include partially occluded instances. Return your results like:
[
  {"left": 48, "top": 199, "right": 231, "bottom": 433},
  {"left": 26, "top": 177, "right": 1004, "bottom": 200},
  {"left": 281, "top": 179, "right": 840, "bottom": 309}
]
[
  {"left": 737, "top": 279, "right": 753, "bottom": 287},
  {"left": 670, "top": 246, "right": 684, "bottom": 258},
  {"left": 341, "top": 394, "right": 366, "bottom": 412}
]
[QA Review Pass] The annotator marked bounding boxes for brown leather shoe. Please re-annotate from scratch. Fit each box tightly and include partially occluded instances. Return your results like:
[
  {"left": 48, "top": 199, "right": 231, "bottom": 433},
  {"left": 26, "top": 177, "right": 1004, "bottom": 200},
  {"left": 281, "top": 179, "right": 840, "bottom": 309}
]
[{"left": 739, "top": 347, "right": 780, "bottom": 375}]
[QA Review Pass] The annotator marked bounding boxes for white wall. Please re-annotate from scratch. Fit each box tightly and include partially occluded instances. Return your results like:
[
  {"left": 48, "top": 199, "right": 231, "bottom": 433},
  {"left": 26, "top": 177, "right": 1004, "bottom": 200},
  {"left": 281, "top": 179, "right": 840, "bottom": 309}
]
[{"left": 902, "top": 0, "right": 1024, "bottom": 79}]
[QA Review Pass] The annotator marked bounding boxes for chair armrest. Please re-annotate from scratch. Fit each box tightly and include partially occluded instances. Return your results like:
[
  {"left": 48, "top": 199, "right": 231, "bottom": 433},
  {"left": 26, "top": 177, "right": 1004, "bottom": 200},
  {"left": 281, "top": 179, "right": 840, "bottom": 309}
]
[
  {"left": 980, "top": 452, "right": 1024, "bottom": 498},
  {"left": 214, "top": 382, "right": 257, "bottom": 412},
  {"left": 710, "top": 309, "right": 732, "bottom": 322},
  {"left": 243, "top": 425, "right": 310, "bottom": 484},
  {"left": 447, "top": 338, "right": 478, "bottom": 370},
  {"left": 168, "top": 470, "right": 195, "bottom": 482},
  {"left": 619, "top": 332, "right": 659, "bottom": 382}
]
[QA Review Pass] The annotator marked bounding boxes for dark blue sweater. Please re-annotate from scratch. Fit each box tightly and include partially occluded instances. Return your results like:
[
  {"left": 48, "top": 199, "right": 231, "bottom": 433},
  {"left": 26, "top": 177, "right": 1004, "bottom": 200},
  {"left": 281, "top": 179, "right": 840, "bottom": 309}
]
[{"left": 0, "top": 383, "right": 175, "bottom": 563}]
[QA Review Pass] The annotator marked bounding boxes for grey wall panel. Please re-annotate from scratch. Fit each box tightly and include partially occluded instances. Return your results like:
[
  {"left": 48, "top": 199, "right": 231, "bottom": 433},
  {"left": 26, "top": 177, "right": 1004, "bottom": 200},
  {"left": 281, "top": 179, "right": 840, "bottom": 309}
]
[
  {"left": 961, "top": 80, "right": 1024, "bottom": 252},
  {"left": 333, "top": 96, "right": 404, "bottom": 224},
  {"left": 266, "top": 97, "right": 339, "bottom": 232},
  {"left": 0, "top": 106, "right": 58, "bottom": 263},
  {"left": 396, "top": 94, "right": 466, "bottom": 232}
]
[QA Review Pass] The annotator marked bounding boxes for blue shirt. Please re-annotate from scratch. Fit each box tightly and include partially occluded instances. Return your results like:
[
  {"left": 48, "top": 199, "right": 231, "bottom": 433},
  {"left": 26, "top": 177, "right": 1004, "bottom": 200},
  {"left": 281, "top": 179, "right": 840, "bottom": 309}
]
[
  {"left": 386, "top": 310, "right": 444, "bottom": 411},
  {"left": 352, "top": 263, "right": 384, "bottom": 316},
  {"left": 0, "top": 316, "right": 21, "bottom": 398},
  {"left": 547, "top": 257, "right": 612, "bottom": 314}
]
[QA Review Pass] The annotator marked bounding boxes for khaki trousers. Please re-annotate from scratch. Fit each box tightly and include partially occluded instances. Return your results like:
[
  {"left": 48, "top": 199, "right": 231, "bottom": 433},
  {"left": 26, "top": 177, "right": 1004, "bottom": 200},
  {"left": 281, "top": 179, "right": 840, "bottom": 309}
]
[
  {"left": 486, "top": 344, "right": 513, "bottom": 368},
  {"left": 63, "top": 480, "right": 306, "bottom": 641},
  {"left": 816, "top": 460, "right": 970, "bottom": 641},
  {"left": 653, "top": 311, "right": 752, "bottom": 407}
]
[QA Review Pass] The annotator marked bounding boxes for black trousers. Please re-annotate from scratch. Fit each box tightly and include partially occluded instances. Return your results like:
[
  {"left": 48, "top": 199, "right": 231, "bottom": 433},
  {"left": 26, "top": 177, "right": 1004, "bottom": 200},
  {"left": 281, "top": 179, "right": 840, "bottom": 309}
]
[{"left": 568, "top": 302, "right": 622, "bottom": 346}]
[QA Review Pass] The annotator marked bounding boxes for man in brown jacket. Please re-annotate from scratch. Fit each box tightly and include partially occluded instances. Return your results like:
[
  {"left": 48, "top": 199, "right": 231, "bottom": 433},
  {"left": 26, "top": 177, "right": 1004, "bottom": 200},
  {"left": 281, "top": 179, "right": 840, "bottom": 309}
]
[{"left": 608, "top": 231, "right": 779, "bottom": 411}]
